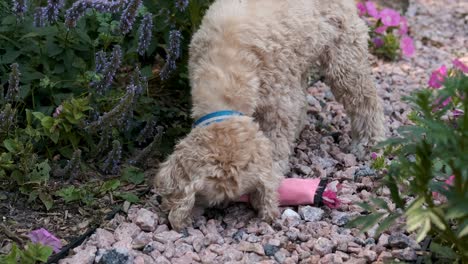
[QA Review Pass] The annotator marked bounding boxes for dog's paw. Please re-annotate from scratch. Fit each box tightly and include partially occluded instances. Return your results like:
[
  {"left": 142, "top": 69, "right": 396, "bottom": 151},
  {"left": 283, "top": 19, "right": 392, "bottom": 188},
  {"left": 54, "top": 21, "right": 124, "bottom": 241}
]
[{"left": 259, "top": 207, "right": 280, "bottom": 223}]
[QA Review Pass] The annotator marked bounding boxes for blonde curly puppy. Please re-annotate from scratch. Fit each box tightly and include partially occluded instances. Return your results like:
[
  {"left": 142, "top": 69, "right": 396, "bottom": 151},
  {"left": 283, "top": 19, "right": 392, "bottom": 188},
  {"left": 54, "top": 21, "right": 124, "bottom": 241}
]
[{"left": 154, "top": 0, "right": 385, "bottom": 230}]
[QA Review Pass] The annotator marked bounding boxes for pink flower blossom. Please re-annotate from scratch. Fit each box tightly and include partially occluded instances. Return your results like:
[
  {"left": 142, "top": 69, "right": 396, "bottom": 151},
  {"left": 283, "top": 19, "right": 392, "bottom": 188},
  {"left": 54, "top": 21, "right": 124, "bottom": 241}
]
[
  {"left": 400, "top": 36, "right": 415, "bottom": 57},
  {"left": 375, "top": 25, "right": 388, "bottom": 34},
  {"left": 53, "top": 105, "right": 63, "bottom": 118},
  {"left": 452, "top": 109, "right": 464, "bottom": 117},
  {"left": 399, "top": 17, "right": 408, "bottom": 35},
  {"left": 370, "top": 152, "right": 378, "bottom": 160},
  {"left": 432, "top": 175, "right": 455, "bottom": 200},
  {"left": 428, "top": 65, "right": 447, "bottom": 89},
  {"left": 365, "top": 1, "right": 379, "bottom": 18},
  {"left": 380, "top": 8, "right": 401, "bottom": 26},
  {"left": 452, "top": 59, "right": 468, "bottom": 73},
  {"left": 356, "top": 2, "right": 366, "bottom": 16},
  {"left": 29, "top": 228, "right": 62, "bottom": 253},
  {"left": 372, "top": 37, "right": 384, "bottom": 48}
]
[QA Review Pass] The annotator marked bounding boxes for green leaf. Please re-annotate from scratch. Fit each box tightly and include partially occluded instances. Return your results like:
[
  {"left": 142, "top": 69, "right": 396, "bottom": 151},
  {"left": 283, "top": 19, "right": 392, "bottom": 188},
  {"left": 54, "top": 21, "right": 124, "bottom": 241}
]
[
  {"left": 415, "top": 218, "right": 431, "bottom": 242},
  {"left": 1, "top": 243, "right": 20, "bottom": 264},
  {"left": 457, "top": 219, "right": 468, "bottom": 238},
  {"left": 3, "top": 139, "right": 19, "bottom": 153},
  {"left": 115, "top": 192, "right": 140, "bottom": 203},
  {"left": 40, "top": 116, "right": 54, "bottom": 130},
  {"left": 375, "top": 212, "right": 401, "bottom": 236},
  {"left": 39, "top": 192, "right": 54, "bottom": 211},
  {"left": 27, "top": 160, "right": 51, "bottom": 184},
  {"left": 429, "top": 242, "right": 458, "bottom": 260},
  {"left": 55, "top": 186, "right": 83, "bottom": 203},
  {"left": 22, "top": 242, "right": 53, "bottom": 263},
  {"left": 100, "top": 179, "right": 121, "bottom": 193},
  {"left": 121, "top": 166, "right": 145, "bottom": 185}
]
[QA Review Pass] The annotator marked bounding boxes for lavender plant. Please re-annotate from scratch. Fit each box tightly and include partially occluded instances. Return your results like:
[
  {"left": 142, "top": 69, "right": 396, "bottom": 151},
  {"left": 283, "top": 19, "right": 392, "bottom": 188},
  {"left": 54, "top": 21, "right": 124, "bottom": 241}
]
[{"left": 0, "top": 0, "right": 211, "bottom": 212}]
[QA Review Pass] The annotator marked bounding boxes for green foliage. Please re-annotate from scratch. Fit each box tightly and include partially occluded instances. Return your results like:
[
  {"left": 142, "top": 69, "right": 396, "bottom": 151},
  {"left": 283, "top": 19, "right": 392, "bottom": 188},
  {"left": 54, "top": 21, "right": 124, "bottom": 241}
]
[
  {"left": 0, "top": 243, "right": 53, "bottom": 264},
  {"left": 349, "top": 67, "right": 468, "bottom": 262},
  {"left": 0, "top": 0, "right": 214, "bottom": 208}
]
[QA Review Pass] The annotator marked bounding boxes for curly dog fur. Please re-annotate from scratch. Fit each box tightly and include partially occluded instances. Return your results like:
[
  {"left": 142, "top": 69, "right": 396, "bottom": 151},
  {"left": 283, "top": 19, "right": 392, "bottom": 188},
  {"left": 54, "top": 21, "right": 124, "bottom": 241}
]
[{"left": 153, "top": 0, "right": 385, "bottom": 230}]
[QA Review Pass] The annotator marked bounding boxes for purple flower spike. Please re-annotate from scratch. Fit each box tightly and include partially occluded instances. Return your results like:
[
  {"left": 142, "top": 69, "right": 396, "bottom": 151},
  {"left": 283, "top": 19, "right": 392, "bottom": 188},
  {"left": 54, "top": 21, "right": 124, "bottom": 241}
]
[
  {"left": 120, "top": 0, "right": 142, "bottom": 34},
  {"left": 33, "top": 7, "right": 47, "bottom": 27},
  {"left": 13, "top": 0, "right": 28, "bottom": 19},
  {"left": 65, "top": 0, "right": 123, "bottom": 28},
  {"left": 137, "top": 13, "right": 153, "bottom": 55},
  {"left": 29, "top": 228, "right": 62, "bottom": 253},
  {"left": 46, "top": 0, "right": 65, "bottom": 23},
  {"left": 169, "top": 29, "right": 182, "bottom": 59}
]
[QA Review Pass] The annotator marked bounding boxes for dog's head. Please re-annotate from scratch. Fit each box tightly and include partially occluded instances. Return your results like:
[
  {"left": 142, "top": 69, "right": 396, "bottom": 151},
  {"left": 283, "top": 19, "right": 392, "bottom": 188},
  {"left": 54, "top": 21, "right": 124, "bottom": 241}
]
[{"left": 153, "top": 116, "right": 273, "bottom": 230}]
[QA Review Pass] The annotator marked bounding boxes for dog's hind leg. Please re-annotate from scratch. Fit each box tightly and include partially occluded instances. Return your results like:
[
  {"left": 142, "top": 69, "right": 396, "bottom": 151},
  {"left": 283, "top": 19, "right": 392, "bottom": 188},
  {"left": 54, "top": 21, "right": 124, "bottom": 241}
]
[
  {"left": 254, "top": 80, "right": 307, "bottom": 174},
  {"left": 319, "top": 18, "right": 385, "bottom": 158}
]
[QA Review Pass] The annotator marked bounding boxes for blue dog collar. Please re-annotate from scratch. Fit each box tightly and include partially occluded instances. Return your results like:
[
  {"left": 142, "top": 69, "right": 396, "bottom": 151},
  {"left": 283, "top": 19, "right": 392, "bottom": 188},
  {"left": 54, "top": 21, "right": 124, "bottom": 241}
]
[{"left": 193, "top": 110, "right": 244, "bottom": 128}]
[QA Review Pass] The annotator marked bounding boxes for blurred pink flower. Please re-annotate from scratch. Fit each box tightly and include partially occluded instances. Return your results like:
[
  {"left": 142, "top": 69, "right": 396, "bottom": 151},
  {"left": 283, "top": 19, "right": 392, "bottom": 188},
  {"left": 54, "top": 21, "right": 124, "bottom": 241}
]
[
  {"left": 452, "top": 59, "right": 468, "bottom": 73},
  {"left": 53, "top": 105, "right": 63, "bottom": 118},
  {"left": 375, "top": 25, "right": 388, "bottom": 34},
  {"left": 323, "top": 190, "right": 340, "bottom": 209},
  {"left": 380, "top": 8, "right": 401, "bottom": 26},
  {"left": 357, "top": 2, "right": 367, "bottom": 16},
  {"left": 29, "top": 228, "right": 62, "bottom": 253},
  {"left": 432, "top": 175, "right": 455, "bottom": 200},
  {"left": 428, "top": 65, "right": 447, "bottom": 89},
  {"left": 452, "top": 109, "right": 464, "bottom": 117},
  {"left": 365, "top": 1, "right": 379, "bottom": 18},
  {"left": 370, "top": 152, "right": 378, "bottom": 160},
  {"left": 372, "top": 37, "right": 384, "bottom": 48},
  {"left": 400, "top": 36, "right": 415, "bottom": 57},
  {"left": 399, "top": 17, "right": 408, "bottom": 35}
]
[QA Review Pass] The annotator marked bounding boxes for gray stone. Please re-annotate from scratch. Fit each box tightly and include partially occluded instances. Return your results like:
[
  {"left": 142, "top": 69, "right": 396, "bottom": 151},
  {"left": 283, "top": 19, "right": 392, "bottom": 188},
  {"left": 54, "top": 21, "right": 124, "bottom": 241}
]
[
  {"left": 263, "top": 244, "right": 280, "bottom": 257},
  {"left": 97, "top": 248, "right": 132, "bottom": 264},
  {"left": 313, "top": 237, "right": 334, "bottom": 256},
  {"left": 298, "top": 206, "right": 324, "bottom": 222},
  {"left": 388, "top": 234, "right": 411, "bottom": 249},
  {"left": 354, "top": 166, "right": 376, "bottom": 178}
]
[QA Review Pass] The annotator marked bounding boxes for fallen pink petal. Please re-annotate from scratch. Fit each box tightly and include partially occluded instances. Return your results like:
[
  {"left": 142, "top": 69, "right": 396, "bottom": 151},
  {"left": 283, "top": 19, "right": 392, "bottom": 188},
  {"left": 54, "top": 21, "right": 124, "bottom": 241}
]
[{"left": 29, "top": 228, "right": 62, "bottom": 253}]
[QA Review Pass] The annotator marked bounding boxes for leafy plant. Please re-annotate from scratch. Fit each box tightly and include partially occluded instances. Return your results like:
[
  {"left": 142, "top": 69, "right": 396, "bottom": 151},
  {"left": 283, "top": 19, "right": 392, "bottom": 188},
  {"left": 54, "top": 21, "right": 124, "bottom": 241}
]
[
  {"left": 349, "top": 60, "right": 468, "bottom": 262},
  {"left": 0, "top": 0, "right": 215, "bottom": 210}
]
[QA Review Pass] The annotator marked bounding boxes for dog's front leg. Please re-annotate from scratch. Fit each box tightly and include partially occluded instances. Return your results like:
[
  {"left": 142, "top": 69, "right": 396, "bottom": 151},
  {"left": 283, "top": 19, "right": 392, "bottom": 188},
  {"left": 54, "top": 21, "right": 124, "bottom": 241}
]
[
  {"left": 167, "top": 182, "right": 201, "bottom": 231},
  {"left": 249, "top": 169, "right": 282, "bottom": 222}
]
